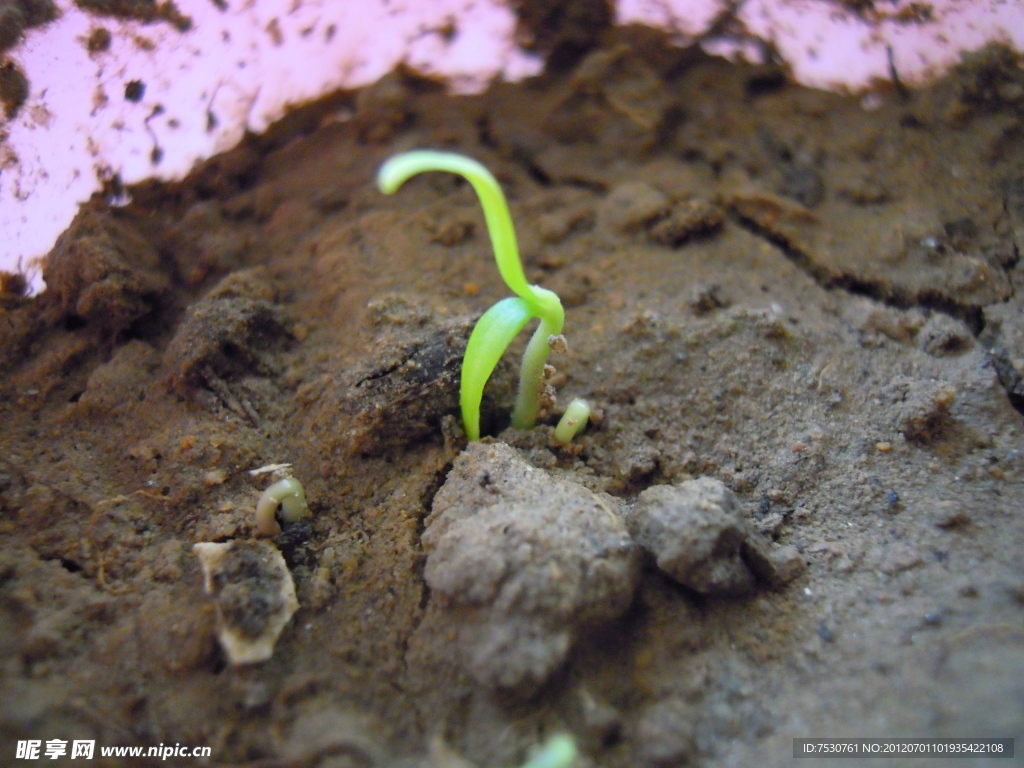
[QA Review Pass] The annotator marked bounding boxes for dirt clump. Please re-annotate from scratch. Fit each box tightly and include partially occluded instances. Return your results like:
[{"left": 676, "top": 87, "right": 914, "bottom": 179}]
[
  {"left": 626, "top": 479, "right": 805, "bottom": 596},
  {"left": 74, "top": 0, "right": 192, "bottom": 32},
  {"left": 42, "top": 208, "right": 170, "bottom": 336},
  {"left": 421, "top": 441, "right": 639, "bottom": 695},
  {"left": 0, "top": 0, "right": 58, "bottom": 53},
  {"left": 0, "top": 60, "right": 28, "bottom": 119},
  {"left": 302, "top": 300, "right": 479, "bottom": 459},
  {"left": 509, "top": 0, "right": 613, "bottom": 71},
  {"left": 886, "top": 375, "right": 956, "bottom": 443},
  {"left": 162, "top": 267, "right": 291, "bottom": 395}
]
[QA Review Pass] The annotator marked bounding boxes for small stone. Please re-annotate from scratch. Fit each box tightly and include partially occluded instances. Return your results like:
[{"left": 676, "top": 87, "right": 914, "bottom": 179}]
[
  {"left": 918, "top": 314, "right": 974, "bottom": 357},
  {"left": 688, "top": 283, "right": 729, "bottom": 315},
  {"left": 124, "top": 79, "right": 145, "bottom": 102},
  {"left": 86, "top": 27, "right": 111, "bottom": 54},
  {"left": 930, "top": 500, "right": 972, "bottom": 529},
  {"left": 755, "top": 512, "right": 785, "bottom": 537},
  {"left": 547, "top": 334, "right": 568, "bottom": 354},
  {"left": 889, "top": 377, "right": 956, "bottom": 443},
  {"left": 203, "top": 469, "right": 227, "bottom": 486},
  {"left": 843, "top": 298, "right": 924, "bottom": 345},
  {"left": 762, "top": 545, "right": 807, "bottom": 586},
  {"left": 626, "top": 478, "right": 795, "bottom": 596},
  {"left": 866, "top": 543, "right": 923, "bottom": 576}
]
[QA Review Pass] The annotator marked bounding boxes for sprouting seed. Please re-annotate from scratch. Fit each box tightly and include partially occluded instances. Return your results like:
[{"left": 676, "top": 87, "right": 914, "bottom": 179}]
[
  {"left": 255, "top": 477, "right": 311, "bottom": 536},
  {"left": 519, "top": 734, "right": 578, "bottom": 768},
  {"left": 554, "top": 398, "right": 592, "bottom": 444}
]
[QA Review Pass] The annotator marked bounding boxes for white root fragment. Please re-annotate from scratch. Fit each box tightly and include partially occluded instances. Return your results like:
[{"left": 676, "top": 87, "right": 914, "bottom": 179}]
[
  {"left": 193, "top": 540, "right": 299, "bottom": 665},
  {"left": 248, "top": 462, "right": 293, "bottom": 476}
]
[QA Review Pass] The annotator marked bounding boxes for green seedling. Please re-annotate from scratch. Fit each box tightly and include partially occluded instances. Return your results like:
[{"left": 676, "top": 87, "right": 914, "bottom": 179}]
[{"left": 379, "top": 151, "right": 586, "bottom": 442}]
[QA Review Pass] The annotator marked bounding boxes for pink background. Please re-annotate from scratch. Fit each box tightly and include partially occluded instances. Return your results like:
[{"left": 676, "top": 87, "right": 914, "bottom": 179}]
[{"left": 2, "top": 0, "right": 1021, "bottom": 293}]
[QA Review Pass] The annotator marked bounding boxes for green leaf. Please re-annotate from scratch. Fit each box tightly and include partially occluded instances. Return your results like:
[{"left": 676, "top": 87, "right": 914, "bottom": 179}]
[{"left": 461, "top": 297, "right": 533, "bottom": 441}]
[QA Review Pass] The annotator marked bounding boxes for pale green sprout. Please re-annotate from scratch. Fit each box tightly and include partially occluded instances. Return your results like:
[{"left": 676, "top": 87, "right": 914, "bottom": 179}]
[
  {"left": 255, "top": 477, "right": 311, "bottom": 536},
  {"left": 554, "top": 398, "right": 591, "bottom": 444},
  {"left": 379, "top": 151, "right": 586, "bottom": 442},
  {"left": 518, "top": 735, "right": 578, "bottom": 768}
]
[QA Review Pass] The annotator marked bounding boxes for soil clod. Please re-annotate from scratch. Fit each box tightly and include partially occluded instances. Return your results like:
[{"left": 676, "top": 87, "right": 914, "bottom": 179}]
[{"left": 422, "top": 442, "right": 640, "bottom": 694}]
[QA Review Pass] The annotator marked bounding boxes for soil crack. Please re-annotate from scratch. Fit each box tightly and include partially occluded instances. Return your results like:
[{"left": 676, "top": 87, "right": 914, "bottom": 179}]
[
  {"left": 730, "top": 211, "right": 992, "bottom": 333},
  {"left": 354, "top": 343, "right": 424, "bottom": 387}
]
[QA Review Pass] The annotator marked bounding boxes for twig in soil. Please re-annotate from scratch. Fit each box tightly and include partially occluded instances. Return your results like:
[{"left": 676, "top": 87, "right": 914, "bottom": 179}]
[
  {"left": 87, "top": 489, "right": 174, "bottom": 592},
  {"left": 378, "top": 151, "right": 588, "bottom": 442},
  {"left": 200, "top": 365, "right": 260, "bottom": 426},
  {"left": 93, "top": 547, "right": 133, "bottom": 595},
  {"left": 816, "top": 359, "right": 836, "bottom": 391},
  {"left": 249, "top": 462, "right": 293, "bottom": 476}
]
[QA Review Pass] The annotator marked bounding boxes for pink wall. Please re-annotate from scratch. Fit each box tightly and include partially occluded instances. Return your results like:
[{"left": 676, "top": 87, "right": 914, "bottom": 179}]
[{"left": 2, "top": 0, "right": 1021, "bottom": 293}]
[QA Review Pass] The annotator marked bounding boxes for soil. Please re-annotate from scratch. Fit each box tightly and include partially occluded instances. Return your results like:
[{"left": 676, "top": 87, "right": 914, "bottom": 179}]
[
  {"left": 1, "top": 26, "right": 1023, "bottom": 768},
  {"left": 72, "top": 0, "right": 192, "bottom": 33},
  {"left": 0, "top": 0, "right": 58, "bottom": 119}
]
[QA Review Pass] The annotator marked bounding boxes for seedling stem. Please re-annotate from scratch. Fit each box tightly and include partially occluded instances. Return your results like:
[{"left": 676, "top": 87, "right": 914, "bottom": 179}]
[{"left": 379, "top": 151, "right": 572, "bottom": 441}]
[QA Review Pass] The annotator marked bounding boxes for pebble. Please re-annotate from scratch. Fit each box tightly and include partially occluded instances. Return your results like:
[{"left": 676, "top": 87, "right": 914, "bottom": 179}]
[{"left": 626, "top": 479, "right": 805, "bottom": 596}]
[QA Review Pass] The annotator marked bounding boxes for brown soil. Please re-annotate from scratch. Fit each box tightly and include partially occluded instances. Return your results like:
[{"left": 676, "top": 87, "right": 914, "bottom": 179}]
[{"left": 1, "top": 28, "right": 1023, "bottom": 768}]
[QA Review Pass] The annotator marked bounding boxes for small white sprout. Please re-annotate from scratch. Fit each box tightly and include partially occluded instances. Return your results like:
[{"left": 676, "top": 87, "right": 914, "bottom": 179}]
[
  {"left": 520, "top": 735, "right": 578, "bottom": 768},
  {"left": 255, "top": 477, "right": 311, "bottom": 537},
  {"left": 554, "top": 398, "right": 591, "bottom": 444}
]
